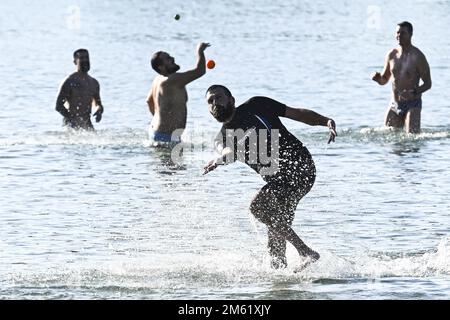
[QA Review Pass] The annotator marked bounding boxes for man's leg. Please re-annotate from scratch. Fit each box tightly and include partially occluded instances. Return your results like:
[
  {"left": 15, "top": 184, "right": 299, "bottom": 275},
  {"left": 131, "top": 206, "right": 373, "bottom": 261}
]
[
  {"left": 267, "top": 222, "right": 319, "bottom": 262},
  {"left": 250, "top": 185, "right": 319, "bottom": 268},
  {"left": 268, "top": 228, "right": 287, "bottom": 269},
  {"left": 404, "top": 107, "right": 421, "bottom": 133},
  {"left": 385, "top": 108, "right": 404, "bottom": 129},
  {"left": 250, "top": 186, "right": 288, "bottom": 268}
]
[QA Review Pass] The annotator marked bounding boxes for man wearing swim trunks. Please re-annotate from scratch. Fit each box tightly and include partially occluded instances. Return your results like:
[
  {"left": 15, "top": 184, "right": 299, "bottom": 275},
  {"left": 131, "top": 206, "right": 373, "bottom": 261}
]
[
  {"left": 203, "top": 85, "right": 337, "bottom": 269},
  {"left": 372, "top": 21, "right": 432, "bottom": 133},
  {"left": 55, "top": 49, "right": 104, "bottom": 130},
  {"left": 147, "top": 43, "right": 210, "bottom": 146}
]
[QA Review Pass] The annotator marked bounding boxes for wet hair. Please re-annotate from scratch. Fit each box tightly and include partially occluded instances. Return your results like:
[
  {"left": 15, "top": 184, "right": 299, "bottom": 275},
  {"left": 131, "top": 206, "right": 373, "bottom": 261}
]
[
  {"left": 73, "top": 48, "right": 89, "bottom": 59},
  {"left": 397, "top": 21, "right": 413, "bottom": 35},
  {"left": 205, "top": 85, "right": 232, "bottom": 97},
  {"left": 151, "top": 51, "right": 164, "bottom": 73}
]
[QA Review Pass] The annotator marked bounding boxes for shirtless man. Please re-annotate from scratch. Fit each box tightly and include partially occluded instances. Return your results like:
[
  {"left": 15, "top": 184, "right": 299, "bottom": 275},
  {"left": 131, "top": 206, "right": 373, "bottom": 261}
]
[
  {"left": 147, "top": 43, "right": 210, "bottom": 145},
  {"left": 372, "top": 21, "right": 431, "bottom": 133},
  {"left": 55, "top": 49, "right": 103, "bottom": 130}
]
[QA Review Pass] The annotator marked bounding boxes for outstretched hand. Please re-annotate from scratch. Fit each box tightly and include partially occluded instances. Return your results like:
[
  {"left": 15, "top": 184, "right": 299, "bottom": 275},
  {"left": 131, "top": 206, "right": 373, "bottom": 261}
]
[
  {"left": 327, "top": 119, "right": 337, "bottom": 144},
  {"left": 371, "top": 71, "right": 382, "bottom": 82},
  {"left": 197, "top": 42, "right": 211, "bottom": 54},
  {"left": 203, "top": 158, "right": 218, "bottom": 175}
]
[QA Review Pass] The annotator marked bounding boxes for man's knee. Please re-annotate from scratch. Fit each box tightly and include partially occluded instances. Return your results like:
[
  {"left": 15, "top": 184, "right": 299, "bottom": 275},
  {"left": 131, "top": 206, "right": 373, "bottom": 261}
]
[{"left": 249, "top": 198, "right": 271, "bottom": 224}]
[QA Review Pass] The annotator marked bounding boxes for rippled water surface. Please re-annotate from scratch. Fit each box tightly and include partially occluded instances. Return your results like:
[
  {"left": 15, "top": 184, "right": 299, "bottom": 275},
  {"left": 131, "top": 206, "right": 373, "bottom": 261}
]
[{"left": 1, "top": 0, "right": 450, "bottom": 299}]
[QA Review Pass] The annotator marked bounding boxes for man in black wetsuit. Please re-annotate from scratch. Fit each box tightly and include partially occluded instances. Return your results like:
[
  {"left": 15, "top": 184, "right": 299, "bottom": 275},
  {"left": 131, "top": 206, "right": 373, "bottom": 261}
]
[{"left": 203, "top": 85, "right": 337, "bottom": 269}]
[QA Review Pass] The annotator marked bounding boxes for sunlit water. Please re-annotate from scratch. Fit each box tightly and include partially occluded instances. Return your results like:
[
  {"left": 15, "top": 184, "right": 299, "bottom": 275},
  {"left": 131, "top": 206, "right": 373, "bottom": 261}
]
[{"left": 1, "top": 0, "right": 450, "bottom": 299}]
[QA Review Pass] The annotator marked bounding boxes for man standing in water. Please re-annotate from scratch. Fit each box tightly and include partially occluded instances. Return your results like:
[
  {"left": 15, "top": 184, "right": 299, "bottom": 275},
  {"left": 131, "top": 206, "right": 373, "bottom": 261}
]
[
  {"left": 372, "top": 21, "right": 431, "bottom": 133},
  {"left": 147, "top": 43, "right": 210, "bottom": 146},
  {"left": 55, "top": 49, "right": 104, "bottom": 130},
  {"left": 203, "top": 85, "right": 337, "bottom": 269}
]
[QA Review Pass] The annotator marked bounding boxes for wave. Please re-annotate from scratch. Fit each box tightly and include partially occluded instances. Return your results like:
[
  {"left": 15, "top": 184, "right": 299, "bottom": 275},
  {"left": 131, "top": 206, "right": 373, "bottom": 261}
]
[
  {"left": 295, "top": 126, "right": 450, "bottom": 147},
  {"left": 1, "top": 126, "right": 449, "bottom": 149},
  {"left": 2, "top": 237, "right": 450, "bottom": 299},
  {"left": 337, "top": 126, "right": 450, "bottom": 143},
  {"left": 0, "top": 128, "right": 148, "bottom": 148}
]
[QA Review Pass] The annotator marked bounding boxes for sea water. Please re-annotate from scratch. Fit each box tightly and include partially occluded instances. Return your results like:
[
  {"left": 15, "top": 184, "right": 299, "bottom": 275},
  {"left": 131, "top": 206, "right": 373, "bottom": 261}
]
[{"left": 1, "top": 0, "right": 450, "bottom": 299}]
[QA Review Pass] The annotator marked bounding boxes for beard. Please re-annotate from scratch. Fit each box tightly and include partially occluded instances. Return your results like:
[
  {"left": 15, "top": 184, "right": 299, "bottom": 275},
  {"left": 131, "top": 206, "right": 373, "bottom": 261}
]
[
  {"left": 80, "top": 62, "right": 90, "bottom": 72},
  {"left": 167, "top": 64, "right": 180, "bottom": 74},
  {"left": 211, "top": 103, "right": 234, "bottom": 122}
]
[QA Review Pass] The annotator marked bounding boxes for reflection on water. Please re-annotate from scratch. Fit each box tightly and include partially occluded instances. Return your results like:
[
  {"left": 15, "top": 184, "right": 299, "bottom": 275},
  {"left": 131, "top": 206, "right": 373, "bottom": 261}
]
[
  {"left": 390, "top": 139, "right": 424, "bottom": 156},
  {"left": 150, "top": 145, "right": 187, "bottom": 175}
]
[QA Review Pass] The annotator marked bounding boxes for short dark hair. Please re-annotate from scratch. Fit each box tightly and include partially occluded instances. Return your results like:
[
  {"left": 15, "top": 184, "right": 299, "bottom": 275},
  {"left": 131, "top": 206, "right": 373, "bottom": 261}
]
[
  {"left": 73, "top": 48, "right": 89, "bottom": 59},
  {"left": 397, "top": 21, "right": 413, "bottom": 35},
  {"left": 205, "top": 84, "right": 232, "bottom": 97},
  {"left": 151, "top": 51, "right": 164, "bottom": 73}
]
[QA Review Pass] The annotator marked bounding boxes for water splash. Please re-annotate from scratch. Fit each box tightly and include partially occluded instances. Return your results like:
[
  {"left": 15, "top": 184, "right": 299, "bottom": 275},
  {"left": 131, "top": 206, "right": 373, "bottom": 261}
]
[{"left": 3, "top": 237, "right": 450, "bottom": 299}]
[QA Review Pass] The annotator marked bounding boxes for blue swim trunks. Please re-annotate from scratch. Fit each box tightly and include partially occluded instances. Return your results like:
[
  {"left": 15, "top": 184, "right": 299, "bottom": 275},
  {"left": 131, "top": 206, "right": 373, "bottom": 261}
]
[
  {"left": 389, "top": 99, "right": 422, "bottom": 117},
  {"left": 148, "top": 129, "right": 181, "bottom": 147}
]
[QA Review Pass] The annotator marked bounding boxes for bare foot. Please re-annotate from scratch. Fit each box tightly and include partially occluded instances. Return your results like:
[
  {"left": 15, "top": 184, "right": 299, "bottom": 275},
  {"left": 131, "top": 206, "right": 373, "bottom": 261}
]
[
  {"left": 308, "top": 250, "right": 320, "bottom": 262},
  {"left": 294, "top": 251, "right": 320, "bottom": 273}
]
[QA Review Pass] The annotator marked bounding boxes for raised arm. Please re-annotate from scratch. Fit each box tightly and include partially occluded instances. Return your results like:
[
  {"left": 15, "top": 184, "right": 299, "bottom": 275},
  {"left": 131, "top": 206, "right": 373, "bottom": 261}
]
[
  {"left": 55, "top": 78, "right": 71, "bottom": 118},
  {"left": 92, "top": 79, "right": 103, "bottom": 122},
  {"left": 284, "top": 106, "right": 337, "bottom": 143},
  {"left": 167, "top": 42, "right": 210, "bottom": 87},
  {"left": 372, "top": 51, "right": 392, "bottom": 85}
]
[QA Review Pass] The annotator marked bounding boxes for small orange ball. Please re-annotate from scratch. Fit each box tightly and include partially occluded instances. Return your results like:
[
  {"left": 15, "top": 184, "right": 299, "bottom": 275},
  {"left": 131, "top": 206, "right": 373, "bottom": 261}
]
[{"left": 206, "top": 60, "right": 215, "bottom": 69}]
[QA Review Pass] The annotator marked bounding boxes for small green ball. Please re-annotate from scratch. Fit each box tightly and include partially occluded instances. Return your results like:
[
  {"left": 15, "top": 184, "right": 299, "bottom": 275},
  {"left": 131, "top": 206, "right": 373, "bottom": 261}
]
[{"left": 174, "top": 14, "right": 180, "bottom": 20}]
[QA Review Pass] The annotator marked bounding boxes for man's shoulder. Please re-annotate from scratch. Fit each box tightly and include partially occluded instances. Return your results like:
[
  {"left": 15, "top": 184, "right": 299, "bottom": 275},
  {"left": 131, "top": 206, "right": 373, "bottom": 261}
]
[
  {"left": 412, "top": 46, "right": 428, "bottom": 60},
  {"left": 86, "top": 75, "right": 100, "bottom": 87},
  {"left": 65, "top": 72, "right": 78, "bottom": 81},
  {"left": 60, "top": 73, "right": 77, "bottom": 88},
  {"left": 240, "top": 96, "right": 285, "bottom": 111},
  {"left": 154, "top": 75, "right": 174, "bottom": 88},
  {"left": 89, "top": 75, "right": 99, "bottom": 83},
  {"left": 387, "top": 48, "right": 398, "bottom": 58},
  {"left": 239, "top": 96, "right": 270, "bottom": 108},
  {"left": 246, "top": 96, "right": 270, "bottom": 103}
]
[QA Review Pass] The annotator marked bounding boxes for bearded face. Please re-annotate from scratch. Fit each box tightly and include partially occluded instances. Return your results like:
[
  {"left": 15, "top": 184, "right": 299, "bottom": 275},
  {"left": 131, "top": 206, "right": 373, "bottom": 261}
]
[
  {"left": 210, "top": 101, "right": 234, "bottom": 122},
  {"left": 166, "top": 63, "right": 180, "bottom": 74},
  {"left": 206, "top": 88, "right": 235, "bottom": 123}
]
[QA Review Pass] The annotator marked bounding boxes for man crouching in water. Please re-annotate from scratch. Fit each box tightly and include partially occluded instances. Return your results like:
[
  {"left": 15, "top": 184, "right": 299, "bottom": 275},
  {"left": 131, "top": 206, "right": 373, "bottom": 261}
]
[
  {"left": 55, "top": 49, "right": 104, "bottom": 130},
  {"left": 203, "top": 85, "right": 337, "bottom": 269},
  {"left": 147, "top": 43, "right": 210, "bottom": 146}
]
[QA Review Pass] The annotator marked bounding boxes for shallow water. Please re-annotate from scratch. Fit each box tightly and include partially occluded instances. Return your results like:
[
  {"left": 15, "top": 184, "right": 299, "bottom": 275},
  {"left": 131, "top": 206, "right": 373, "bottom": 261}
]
[{"left": 1, "top": 0, "right": 450, "bottom": 299}]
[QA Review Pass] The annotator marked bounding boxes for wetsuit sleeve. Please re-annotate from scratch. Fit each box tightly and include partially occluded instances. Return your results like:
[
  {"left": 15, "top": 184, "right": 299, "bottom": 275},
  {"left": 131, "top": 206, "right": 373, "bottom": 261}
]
[{"left": 247, "top": 96, "right": 287, "bottom": 117}]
